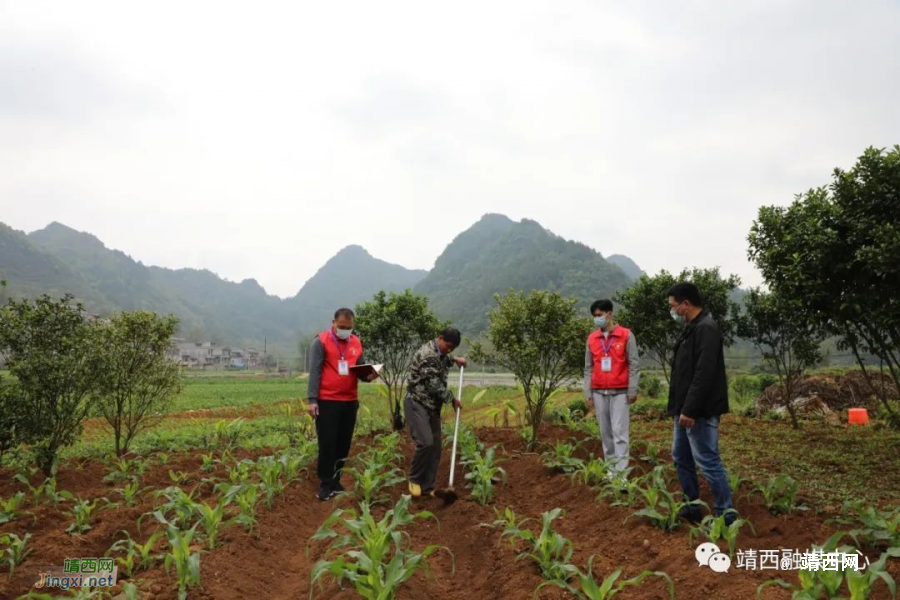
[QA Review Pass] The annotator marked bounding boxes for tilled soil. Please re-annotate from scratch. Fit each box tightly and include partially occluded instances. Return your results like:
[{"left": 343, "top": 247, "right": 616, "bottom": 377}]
[{"left": 1, "top": 425, "right": 897, "bottom": 600}]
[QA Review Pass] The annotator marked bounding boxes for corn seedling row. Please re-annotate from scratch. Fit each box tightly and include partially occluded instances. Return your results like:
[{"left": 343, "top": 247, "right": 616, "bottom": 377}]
[
  {"left": 308, "top": 495, "right": 450, "bottom": 600},
  {"left": 538, "top": 555, "right": 675, "bottom": 600}
]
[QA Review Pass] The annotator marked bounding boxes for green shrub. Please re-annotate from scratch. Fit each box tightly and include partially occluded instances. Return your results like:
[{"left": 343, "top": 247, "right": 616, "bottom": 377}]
[{"left": 639, "top": 376, "right": 663, "bottom": 399}]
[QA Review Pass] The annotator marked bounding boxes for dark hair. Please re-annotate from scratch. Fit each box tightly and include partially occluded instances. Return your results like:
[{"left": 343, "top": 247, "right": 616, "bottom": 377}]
[
  {"left": 667, "top": 282, "right": 703, "bottom": 307},
  {"left": 590, "top": 299, "right": 613, "bottom": 314},
  {"left": 439, "top": 327, "right": 462, "bottom": 346},
  {"left": 334, "top": 307, "right": 355, "bottom": 320}
]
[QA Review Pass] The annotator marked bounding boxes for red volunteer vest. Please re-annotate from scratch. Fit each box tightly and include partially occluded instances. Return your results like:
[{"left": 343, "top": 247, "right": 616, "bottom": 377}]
[
  {"left": 317, "top": 330, "right": 363, "bottom": 401},
  {"left": 588, "top": 325, "right": 631, "bottom": 390}
]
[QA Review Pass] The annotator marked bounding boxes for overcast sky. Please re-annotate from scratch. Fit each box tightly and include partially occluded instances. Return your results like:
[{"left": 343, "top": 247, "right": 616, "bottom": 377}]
[{"left": 1, "top": 1, "right": 898, "bottom": 298}]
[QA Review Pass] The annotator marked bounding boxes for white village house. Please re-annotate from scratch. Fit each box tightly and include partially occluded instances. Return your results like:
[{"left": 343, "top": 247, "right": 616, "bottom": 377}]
[{"left": 167, "top": 339, "right": 260, "bottom": 370}]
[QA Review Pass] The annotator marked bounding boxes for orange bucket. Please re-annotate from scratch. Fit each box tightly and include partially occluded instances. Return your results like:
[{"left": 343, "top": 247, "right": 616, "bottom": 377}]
[{"left": 848, "top": 408, "right": 869, "bottom": 426}]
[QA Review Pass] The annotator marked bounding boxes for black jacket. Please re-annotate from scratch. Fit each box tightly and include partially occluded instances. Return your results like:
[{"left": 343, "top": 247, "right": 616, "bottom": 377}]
[{"left": 667, "top": 310, "right": 729, "bottom": 418}]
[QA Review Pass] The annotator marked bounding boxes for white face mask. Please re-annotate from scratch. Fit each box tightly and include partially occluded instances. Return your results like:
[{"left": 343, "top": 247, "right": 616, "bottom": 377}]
[{"left": 335, "top": 328, "right": 353, "bottom": 340}]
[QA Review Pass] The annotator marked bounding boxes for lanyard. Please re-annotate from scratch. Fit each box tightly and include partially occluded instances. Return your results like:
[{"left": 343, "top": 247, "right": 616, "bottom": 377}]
[
  {"left": 599, "top": 333, "right": 614, "bottom": 356},
  {"left": 329, "top": 330, "right": 349, "bottom": 360}
]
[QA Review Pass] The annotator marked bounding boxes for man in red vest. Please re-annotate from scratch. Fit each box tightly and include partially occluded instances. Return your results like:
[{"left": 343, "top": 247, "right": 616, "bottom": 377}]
[
  {"left": 307, "top": 307, "right": 379, "bottom": 500},
  {"left": 584, "top": 299, "right": 640, "bottom": 479}
]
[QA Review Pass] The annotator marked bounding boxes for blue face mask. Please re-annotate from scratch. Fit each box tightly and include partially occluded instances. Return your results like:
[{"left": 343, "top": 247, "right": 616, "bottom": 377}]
[
  {"left": 670, "top": 303, "right": 686, "bottom": 324},
  {"left": 593, "top": 316, "right": 607, "bottom": 329}
]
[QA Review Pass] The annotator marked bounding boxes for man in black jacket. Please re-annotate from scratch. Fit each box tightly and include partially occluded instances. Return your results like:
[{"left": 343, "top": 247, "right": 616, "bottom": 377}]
[{"left": 667, "top": 282, "right": 735, "bottom": 524}]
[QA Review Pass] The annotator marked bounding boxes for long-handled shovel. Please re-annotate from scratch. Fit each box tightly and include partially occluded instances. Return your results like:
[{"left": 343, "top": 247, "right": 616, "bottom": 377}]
[{"left": 434, "top": 366, "right": 464, "bottom": 505}]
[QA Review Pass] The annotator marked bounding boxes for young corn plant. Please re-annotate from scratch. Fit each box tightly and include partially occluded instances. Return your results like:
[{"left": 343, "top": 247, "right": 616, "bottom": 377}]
[
  {"left": 103, "top": 455, "right": 148, "bottom": 484},
  {"left": 569, "top": 455, "right": 633, "bottom": 489},
  {"left": 163, "top": 525, "right": 202, "bottom": 600},
  {"left": 845, "top": 548, "right": 899, "bottom": 600},
  {"left": 67, "top": 497, "right": 110, "bottom": 535},
  {"left": 596, "top": 469, "right": 649, "bottom": 509},
  {"left": 281, "top": 403, "right": 306, "bottom": 448},
  {"left": 141, "top": 486, "right": 197, "bottom": 532},
  {"left": 225, "top": 458, "right": 257, "bottom": 485},
  {"left": 538, "top": 555, "right": 675, "bottom": 600},
  {"left": 747, "top": 475, "right": 807, "bottom": 515},
  {"left": 213, "top": 417, "right": 245, "bottom": 451},
  {"left": 453, "top": 425, "right": 485, "bottom": 467},
  {"left": 345, "top": 462, "right": 405, "bottom": 506},
  {"left": 114, "top": 481, "right": 150, "bottom": 508},
  {"left": 0, "top": 492, "right": 32, "bottom": 525},
  {"left": 639, "top": 442, "right": 664, "bottom": 466},
  {"left": 500, "top": 508, "right": 578, "bottom": 584},
  {"left": 831, "top": 501, "right": 900, "bottom": 550},
  {"left": 464, "top": 446, "right": 507, "bottom": 506},
  {"left": 689, "top": 510, "right": 755, "bottom": 558},
  {"left": 485, "top": 399, "right": 520, "bottom": 428},
  {"left": 257, "top": 456, "right": 287, "bottom": 509},
  {"left": 106, "top": 530, "right": 164, "bottom": 577},
  {"left": 190, "top": 496, "right": 235, "bottom": 550},
  {"left": 227, "top": 483, "right": 261, "bottom": 535},
  {"left": 14, "top": 470, "right": 73, "bottom": 506},
  {"left": 200, "top": 453, "right": 217, "bottom": 473},
  {"left": 628, "top": 467, "right": 706, "bottom": 532},
  {"left": 541, "top": 440, "right": 585, "bottom": 475},
  {"left": 277, "top": 448, "right": 310, "bottom": 484},
  {"left": 308, "top": 495, "right": 448, "bottom": 600},
  {"left": 758, "top": 538, "right": 899, "bottom": 600},
  {"left": 727, "top": 470, "right": 747, "bottom": 494},
  {"left": 168, "top": 470, "right": 191, "bottom": 485},
  {"left": 360, "top": 432, "right": 404, "bottom": 468},
  {"left": 2, "top": 532, "right": 32, "bottom": 580},
  {"left": 484, "top": 507, "right": 532, "bottom": 549}
]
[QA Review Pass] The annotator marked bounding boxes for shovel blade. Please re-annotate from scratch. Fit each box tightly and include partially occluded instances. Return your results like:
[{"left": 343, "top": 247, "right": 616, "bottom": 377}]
[{"left": 433, "top": 487, "right": 458, "bottom": 506}]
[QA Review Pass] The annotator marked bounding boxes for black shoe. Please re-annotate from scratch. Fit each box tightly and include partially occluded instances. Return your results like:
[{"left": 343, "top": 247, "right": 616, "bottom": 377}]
[
  {"left": 316, "top": 483, "right": 333, "bottom": 501},
  {"left": 331, "top": 481, "right": 346, "bottom": 497},
  {"left": 677, "top": 505, "right": 702, "bottom": 524},
  {"left": 720, "top": 510, "right": 738, "bottom": 526}
]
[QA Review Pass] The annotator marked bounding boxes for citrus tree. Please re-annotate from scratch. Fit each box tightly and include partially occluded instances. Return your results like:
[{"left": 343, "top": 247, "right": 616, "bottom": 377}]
[
  {"left": 474, "top": 289, "right": 590, "bottom": 448},
  {"left": 354, "top": 290, "right": 446, "bottom": 430},
  {"left": 748, "top": 145, "right": 900, "bottom": 426}
]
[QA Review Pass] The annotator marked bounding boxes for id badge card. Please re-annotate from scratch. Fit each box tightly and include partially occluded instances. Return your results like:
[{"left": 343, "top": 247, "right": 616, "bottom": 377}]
[
  {"left": 600, "top": 357, "right": 612, "bottom": 372},
  {"left": 338, "top": 360, "right": 349, "bottom": 376}
]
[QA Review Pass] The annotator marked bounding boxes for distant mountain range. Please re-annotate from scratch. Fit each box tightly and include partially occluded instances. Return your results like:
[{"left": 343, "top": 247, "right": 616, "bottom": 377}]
[{"left": 0, "top": 215, "right": 639, "bottom": 349}]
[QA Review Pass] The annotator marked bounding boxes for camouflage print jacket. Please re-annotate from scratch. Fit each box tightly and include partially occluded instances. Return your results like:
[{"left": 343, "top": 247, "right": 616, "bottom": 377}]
[{"left": 406, "top": 340, "right": 456, "bottom": 412}]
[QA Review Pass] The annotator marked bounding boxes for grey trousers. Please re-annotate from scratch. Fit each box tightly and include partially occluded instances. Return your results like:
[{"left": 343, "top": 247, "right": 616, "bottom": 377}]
[
  {"left": 405, "top": 395, "right": 442, "bottom": 492},
  {"left": 591, "top": 391, "right": 630, "bottom": 476}
]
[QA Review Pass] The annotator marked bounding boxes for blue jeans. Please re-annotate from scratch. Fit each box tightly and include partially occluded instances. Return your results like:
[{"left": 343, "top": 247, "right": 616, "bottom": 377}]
[{"left": 672, "top": 415, "right": 733, "bottom": 515}]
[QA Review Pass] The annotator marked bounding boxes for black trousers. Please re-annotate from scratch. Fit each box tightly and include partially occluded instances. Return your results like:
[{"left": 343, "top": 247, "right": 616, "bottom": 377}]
[
  {"left": 405, "top": 395, "right": 442, "bottom": 493},
  {"left": 315, "top": 400, "right": 359, "bottom": 485}
]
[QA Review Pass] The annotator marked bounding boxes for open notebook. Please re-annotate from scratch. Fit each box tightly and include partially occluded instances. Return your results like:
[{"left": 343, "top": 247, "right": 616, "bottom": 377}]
[{"left": 349, "top": 363, "right": 384, "bottom": 378}]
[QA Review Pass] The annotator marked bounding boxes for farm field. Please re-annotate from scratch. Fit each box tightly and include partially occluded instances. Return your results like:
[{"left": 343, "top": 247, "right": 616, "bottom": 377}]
[{"left": 1, "top": 375, "right": 899, "bottom": 599}]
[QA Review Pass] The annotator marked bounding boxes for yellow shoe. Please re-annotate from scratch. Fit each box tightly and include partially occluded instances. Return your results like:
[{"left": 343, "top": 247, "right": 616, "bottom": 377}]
[{"left": 408, "top": 481, "right": 422, "bottom": 497}]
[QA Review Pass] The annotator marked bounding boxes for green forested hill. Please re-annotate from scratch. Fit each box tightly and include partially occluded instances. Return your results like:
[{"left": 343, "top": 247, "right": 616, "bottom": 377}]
[
  {"left": 415, "top": 214, "right": 634, "bottom": 333},
  {"left": 284, "top": 245, "right": 428, "bottom": 334},
  {"left": 1, "top": 217, "right": 640, "bottom": 346},
  {"left": 0, "top": 222, "right": 112, "bottom": 310}
]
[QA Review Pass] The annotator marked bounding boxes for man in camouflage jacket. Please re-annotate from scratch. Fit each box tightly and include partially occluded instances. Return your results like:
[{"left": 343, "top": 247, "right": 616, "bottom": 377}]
[{"left": 405, "top": 327, "right": 467, "bottom": 497}]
